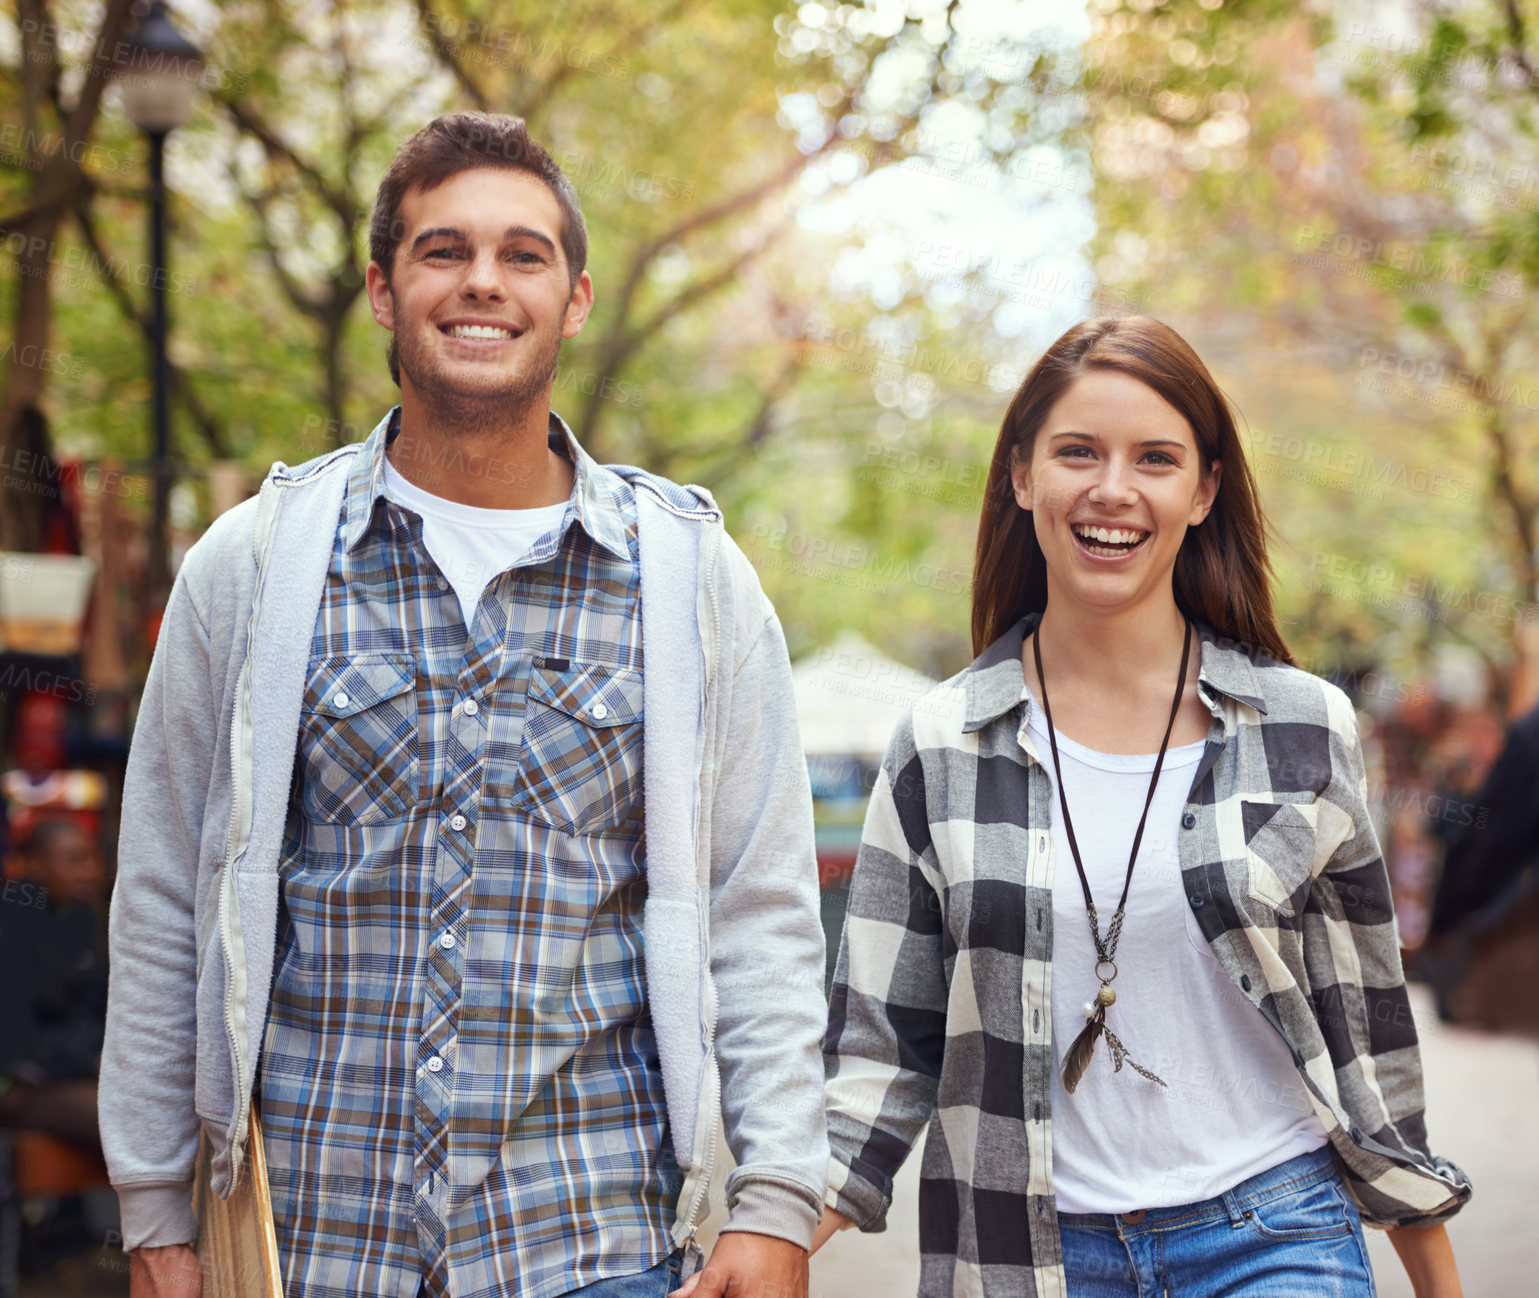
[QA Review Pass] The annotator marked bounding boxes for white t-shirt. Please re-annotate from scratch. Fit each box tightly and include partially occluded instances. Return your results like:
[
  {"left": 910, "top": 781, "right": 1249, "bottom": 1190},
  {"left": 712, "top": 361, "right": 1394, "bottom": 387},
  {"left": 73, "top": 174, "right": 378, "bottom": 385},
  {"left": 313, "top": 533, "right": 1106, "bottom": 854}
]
[
  {"left": 382, "top": 459, "right": 568, "bottom": 627},
  {"left": 1030, "top": 705, "right": 1328, "bottom": 1214}
]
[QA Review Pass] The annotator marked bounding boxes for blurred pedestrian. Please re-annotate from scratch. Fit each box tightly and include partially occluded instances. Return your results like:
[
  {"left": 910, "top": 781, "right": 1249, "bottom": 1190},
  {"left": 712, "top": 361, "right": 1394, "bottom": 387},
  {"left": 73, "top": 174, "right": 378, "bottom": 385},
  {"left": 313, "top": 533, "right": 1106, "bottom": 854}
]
[{"left": 0, "top": 818, "right": 107, "bottom": 1151}]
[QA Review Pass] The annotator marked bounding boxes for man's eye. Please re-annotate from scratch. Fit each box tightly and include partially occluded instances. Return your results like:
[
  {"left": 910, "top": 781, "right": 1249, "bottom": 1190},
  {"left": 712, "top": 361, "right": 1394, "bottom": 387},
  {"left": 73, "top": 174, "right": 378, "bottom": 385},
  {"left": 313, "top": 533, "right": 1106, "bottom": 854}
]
[{"left": 425, "top": 247, "right": 462, "bottom": 260}]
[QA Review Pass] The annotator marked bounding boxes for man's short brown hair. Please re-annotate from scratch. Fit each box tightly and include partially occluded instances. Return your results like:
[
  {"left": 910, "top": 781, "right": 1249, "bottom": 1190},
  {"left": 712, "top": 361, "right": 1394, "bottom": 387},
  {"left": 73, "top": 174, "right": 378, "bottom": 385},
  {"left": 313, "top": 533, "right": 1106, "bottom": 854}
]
[{"left": 368, "top": 113, "right": 588, "bottom": 385}]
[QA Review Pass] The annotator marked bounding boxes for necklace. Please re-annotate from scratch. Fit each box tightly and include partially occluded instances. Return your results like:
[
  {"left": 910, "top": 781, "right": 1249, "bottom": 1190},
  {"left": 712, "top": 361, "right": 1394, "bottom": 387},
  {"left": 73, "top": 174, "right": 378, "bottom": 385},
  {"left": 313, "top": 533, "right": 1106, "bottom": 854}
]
[{"left": 1032, "top": 618, "right": 1193, "bottom": 1093}]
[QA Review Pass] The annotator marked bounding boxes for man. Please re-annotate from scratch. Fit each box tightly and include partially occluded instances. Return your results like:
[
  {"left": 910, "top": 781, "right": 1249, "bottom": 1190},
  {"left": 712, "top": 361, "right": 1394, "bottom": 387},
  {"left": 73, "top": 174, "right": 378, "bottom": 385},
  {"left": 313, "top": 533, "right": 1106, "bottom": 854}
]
[{"left": 100, "top": 113, "right": 829, "bottom": 1298}]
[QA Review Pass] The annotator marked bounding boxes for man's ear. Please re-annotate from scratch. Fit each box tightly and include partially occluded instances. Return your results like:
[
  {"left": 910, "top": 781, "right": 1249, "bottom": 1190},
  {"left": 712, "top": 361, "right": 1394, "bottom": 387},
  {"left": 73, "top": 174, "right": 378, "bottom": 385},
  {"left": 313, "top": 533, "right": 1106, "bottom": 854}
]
[
  {"left": 1190, "top": 458, "right": 1222, "bottom": 525},
  {"left": 561, "top": 270, "right": 595, "bottom": 339},
  {"left": 365, "top": 261, "right": 395, "bottom": 330}
]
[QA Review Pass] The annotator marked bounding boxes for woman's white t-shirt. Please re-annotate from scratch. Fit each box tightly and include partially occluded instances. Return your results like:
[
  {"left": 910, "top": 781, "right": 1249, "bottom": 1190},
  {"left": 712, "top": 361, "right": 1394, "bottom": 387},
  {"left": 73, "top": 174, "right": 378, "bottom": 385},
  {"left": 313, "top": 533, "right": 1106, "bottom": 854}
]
[
  {"left": 382, "top": 459, "right": 568, "bottom": 627},
  {"left": 1030, "top": 705, "right": 1328, "bottom": 1214}
]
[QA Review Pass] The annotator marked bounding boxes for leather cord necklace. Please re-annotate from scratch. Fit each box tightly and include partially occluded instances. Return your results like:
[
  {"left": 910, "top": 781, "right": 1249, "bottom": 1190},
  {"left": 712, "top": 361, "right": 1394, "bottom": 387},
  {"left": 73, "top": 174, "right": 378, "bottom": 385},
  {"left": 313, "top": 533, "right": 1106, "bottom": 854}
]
[{"left": 1033, "top": 618, "right": 1193, "bottom": 1093}]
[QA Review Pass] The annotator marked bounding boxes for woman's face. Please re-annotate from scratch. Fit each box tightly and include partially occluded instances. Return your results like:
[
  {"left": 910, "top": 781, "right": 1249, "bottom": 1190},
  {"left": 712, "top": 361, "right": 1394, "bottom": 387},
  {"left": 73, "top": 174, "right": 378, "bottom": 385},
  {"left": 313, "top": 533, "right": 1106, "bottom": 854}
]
[{"left": 1010, "top": 369, "right": 1220, "bottom": 618}]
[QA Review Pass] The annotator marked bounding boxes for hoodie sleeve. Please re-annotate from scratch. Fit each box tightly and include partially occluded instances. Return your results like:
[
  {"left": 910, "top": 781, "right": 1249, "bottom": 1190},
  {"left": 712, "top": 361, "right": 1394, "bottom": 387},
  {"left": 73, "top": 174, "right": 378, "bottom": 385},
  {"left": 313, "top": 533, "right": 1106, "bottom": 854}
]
[
  {"left": 704, "top": 535, "right": 830, "bottom": 1250},
  {"left": 100, "top": 556, "right": 220, "bottom": 1250}
]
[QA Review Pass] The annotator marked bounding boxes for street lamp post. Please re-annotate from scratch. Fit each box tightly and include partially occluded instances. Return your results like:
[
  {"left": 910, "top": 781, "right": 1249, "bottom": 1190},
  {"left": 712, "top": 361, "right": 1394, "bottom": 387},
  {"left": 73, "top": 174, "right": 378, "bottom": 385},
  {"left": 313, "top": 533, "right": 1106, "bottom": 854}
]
[{"left": 118, "top": 2, "right": 203, "bottom": 609}]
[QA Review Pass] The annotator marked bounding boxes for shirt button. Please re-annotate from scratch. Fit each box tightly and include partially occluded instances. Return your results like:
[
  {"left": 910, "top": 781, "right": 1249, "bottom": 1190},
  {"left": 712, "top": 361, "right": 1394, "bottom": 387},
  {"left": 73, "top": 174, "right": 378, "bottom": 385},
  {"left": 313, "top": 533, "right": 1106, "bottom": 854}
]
[
  {"left": 462, "top": 699, "right": 479, "bottom": 717},
  {"left": 449, "top": 813, "right": 467, "bottom": 832},
  {"left": 1240, "top": 974, "right": 1252, "bottom": 992},
  {"left": 591, "top": 701, "right": 609, "bottom": 721},
  {"left": 439, "top": 932, "right": 456, "bottom": 950},
  {"left": 332, "top": 691, "right": 350, "bottom": 710},
  {"left": 437, "top": 577, "right": 448, "bottom": 591},
  {"left": 1189, "top": 894, "right": 1205, "bottom": 909},
  {"left": 1181, "top": 811, "right": 1196, "bottom": 829},
  {"left": 426, "top": 1056, "right": 444, "bottom": 1073}
]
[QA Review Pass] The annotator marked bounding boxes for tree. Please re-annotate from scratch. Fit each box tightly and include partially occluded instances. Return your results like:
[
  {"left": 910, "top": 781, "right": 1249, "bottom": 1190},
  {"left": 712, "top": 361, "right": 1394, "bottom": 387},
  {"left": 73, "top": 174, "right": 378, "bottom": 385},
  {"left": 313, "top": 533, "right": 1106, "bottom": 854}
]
[{"left": 0, "top": 0, "right": 137, "bottom": 551}]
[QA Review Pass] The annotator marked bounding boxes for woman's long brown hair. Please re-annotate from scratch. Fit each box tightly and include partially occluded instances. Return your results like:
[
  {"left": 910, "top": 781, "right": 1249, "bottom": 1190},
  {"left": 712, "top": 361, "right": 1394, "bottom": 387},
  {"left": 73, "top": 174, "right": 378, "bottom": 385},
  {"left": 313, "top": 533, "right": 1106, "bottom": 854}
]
[{"left": 970, "top": 315, "right": 1293, "bottom": 664}]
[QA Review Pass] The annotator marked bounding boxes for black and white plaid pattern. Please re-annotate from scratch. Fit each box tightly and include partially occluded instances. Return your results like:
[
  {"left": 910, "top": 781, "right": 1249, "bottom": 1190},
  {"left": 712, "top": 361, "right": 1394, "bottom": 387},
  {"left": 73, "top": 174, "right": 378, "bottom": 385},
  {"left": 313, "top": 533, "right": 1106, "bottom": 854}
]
[{"left": 824, "top": 612, "right": 1471, "bottom": 1297}]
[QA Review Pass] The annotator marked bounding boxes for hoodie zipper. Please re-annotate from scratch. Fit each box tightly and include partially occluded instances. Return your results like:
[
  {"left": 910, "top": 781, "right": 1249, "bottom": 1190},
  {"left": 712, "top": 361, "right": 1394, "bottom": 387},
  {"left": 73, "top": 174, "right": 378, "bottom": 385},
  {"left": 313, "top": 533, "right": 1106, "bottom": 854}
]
[
  {"left": 218, "top": 481, "right": 285, "bottom": 1176},
  {"left": 681, "top": 522, "right": 725, "bottom": 1257}
]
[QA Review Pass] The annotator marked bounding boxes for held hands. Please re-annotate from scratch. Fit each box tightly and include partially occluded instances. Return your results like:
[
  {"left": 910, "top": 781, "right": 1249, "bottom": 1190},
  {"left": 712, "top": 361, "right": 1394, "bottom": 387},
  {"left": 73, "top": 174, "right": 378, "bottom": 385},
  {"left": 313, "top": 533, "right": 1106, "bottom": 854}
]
[
  {"left": 808, "top": 1206, "right": 854, "bottom": 1256},
  {"left": 668, "top": 1230, "right": 809, "bottom": 1298},
  {"left": 129, "top": 1244, "right": 201, "bottom": 1298}
]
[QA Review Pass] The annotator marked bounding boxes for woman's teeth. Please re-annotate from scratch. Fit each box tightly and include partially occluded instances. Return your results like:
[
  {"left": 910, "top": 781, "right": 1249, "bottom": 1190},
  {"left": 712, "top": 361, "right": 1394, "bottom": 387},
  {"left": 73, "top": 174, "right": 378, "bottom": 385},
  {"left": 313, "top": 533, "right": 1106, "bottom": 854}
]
[{"left": 1072, "top": 525, "right": 1148, "bottom": 556}]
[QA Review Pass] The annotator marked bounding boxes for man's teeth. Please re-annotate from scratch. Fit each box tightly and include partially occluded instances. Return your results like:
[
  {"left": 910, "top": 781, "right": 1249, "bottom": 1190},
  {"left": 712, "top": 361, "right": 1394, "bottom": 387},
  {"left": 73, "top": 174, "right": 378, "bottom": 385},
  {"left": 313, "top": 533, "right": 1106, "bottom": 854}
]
[
  {"left": 1073, "top": 526, "right": 1146, "bottom": 545},
  {"left": 446, "top": 323, "right": 514, "bottom": 339}
]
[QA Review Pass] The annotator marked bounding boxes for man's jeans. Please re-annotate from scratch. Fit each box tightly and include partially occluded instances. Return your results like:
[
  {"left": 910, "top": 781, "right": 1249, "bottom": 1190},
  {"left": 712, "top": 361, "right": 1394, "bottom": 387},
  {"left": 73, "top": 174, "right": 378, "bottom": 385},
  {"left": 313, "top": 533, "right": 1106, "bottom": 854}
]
[
  {"left": 417, "top": 1253, "right": 685, "bottom": 1298},
  {"left": 1057, "top": 1146, "right": 1377, "bottom": 1296},
  {"left": 565, "top": 1252, "right": 685, "bottom": 1297}
]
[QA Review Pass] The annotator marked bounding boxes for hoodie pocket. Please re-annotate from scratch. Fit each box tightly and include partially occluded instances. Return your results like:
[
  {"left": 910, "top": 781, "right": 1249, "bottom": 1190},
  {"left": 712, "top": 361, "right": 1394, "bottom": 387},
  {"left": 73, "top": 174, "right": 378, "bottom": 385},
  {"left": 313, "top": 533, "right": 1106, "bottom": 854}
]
[
  {"left": 298, "top": 655, "right": 419, "bottom": 826},
  {"left": 506, "top": 659, "right": 644, "bottom": 836}
]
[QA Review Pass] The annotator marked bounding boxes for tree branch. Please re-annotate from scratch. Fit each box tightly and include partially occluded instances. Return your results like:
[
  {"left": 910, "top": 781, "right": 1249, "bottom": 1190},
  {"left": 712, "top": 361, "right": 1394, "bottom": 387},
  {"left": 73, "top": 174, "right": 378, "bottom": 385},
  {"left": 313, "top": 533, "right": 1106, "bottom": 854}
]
[
  {"left": 70, "top": 195, "right": 231, "bottom": 457},
  {"left": 415, "top": 0, "right": 492, "bottom": 110}
]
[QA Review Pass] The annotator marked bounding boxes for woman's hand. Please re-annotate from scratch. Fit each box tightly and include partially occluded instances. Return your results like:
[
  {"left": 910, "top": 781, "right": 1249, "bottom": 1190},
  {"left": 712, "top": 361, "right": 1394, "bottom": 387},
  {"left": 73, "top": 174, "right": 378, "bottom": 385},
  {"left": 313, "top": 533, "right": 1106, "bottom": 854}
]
[
  {"left": 809, "top": 1206, "right": 855, "bottom": 1256},
  {"left": 1387, "top": 1222, "right": 1462, "bottom": 1297}
]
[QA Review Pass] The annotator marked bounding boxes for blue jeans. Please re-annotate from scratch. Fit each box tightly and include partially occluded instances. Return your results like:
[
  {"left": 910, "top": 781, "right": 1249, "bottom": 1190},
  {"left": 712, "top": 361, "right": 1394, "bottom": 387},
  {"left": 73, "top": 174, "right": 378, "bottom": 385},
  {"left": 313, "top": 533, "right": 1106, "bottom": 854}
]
[
  {"left": 560, "top": 1252, "right": 685, "bottom": 1297},
  {"left": 1057, "top": 1147, "right": 1377, "bottom": 1296},
  {"left": 415, "top": 1252, "right": 684, "bottom": 1298}
]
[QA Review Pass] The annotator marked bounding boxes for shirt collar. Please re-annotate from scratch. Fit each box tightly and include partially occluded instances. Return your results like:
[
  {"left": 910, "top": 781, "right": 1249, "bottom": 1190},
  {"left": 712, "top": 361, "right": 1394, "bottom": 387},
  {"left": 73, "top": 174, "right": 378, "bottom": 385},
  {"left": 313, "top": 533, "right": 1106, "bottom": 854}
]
[
  {"left": 961, "top": 610, "right": 1270, "bottom": 734},
  {"left": 339, "top": 406, "right": 630, "bottom": 562}
]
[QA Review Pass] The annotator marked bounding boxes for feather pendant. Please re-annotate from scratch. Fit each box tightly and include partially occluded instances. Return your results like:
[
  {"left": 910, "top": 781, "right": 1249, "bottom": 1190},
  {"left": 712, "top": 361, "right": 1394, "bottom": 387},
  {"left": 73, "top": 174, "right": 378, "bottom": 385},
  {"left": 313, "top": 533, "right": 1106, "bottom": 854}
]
[{"left": 1061, "top": 1004, "right": 1106, "bottom": 1093}]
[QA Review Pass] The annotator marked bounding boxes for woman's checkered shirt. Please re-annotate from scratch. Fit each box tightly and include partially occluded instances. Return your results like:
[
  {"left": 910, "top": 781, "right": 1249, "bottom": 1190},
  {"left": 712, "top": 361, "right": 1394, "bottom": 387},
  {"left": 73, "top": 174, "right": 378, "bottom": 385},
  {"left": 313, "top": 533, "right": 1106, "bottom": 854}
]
[{"left": 823, "top": 613, "right": 1471, "bottom": 1298}]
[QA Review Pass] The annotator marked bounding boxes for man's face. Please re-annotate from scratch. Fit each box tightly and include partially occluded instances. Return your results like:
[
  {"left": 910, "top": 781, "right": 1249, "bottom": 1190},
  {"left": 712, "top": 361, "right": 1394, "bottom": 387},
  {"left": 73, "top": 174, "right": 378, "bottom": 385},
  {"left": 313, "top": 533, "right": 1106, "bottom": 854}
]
[{"left": 366, "top": 167, "right": 593, "bottom": 424}]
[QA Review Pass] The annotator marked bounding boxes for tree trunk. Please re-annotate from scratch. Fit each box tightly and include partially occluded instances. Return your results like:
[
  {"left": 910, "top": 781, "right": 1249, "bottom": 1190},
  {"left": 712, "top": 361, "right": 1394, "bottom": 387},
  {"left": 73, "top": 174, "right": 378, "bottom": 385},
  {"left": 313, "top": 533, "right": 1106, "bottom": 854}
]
[{"left": 0, "top": 207, "right": 63, "bottom": 552}]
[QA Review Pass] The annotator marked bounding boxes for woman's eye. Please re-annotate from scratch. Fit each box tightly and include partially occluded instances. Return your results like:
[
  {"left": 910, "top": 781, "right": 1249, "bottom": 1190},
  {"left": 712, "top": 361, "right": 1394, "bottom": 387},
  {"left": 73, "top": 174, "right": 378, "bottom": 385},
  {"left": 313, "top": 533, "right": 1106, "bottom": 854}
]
[
  {"left": 1143, "top": 451, "right": 1177, "bottom": 466},
  {"left": 1058, "top": 446, "right": 1092, "bottom": 458}
]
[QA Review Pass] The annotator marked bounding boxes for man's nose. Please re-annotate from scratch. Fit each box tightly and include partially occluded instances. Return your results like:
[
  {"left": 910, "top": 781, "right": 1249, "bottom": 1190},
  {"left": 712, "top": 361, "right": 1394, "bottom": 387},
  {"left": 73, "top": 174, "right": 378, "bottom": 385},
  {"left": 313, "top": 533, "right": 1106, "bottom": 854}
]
[{"left": 461, "top": 250, "right": 505, "bottom": 299}]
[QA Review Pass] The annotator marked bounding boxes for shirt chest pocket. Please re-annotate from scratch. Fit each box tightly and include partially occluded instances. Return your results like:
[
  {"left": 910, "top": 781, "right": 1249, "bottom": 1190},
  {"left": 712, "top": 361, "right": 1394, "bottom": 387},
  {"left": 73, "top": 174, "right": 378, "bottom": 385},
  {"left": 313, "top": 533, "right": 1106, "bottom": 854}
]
[
  {"left": 298, "top": 655, "right": 419, "bottom": 827},
  {"left": 1238, "top": 795, "right": 1353, "bottom": 917},
  {"left": 509, "top": 659, "right": 644, "bottom": 837}
]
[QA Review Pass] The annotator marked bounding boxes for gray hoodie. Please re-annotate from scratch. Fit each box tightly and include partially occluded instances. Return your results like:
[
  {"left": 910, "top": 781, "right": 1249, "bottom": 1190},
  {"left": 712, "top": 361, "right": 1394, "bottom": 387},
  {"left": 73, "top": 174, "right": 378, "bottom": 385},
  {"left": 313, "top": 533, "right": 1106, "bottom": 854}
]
[{"left": 99, "top": 423, "right": 830, "bottom": 1268}]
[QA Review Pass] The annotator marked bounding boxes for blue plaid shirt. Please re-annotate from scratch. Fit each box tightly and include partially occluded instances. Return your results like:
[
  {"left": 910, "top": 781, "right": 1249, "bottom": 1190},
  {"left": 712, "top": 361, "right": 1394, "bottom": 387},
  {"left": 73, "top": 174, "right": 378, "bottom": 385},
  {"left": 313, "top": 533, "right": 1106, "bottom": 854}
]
[{"left": 260, "top": 409, "right": 681, "bottom": 1298}]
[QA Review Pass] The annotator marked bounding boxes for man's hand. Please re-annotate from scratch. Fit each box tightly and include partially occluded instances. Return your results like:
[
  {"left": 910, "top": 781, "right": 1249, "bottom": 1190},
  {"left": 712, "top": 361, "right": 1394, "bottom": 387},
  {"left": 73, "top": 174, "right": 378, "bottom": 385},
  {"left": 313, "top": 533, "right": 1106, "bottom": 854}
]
[
  {"left": 669, "top": 1230, "right": 807, "bottom": 1298},
  {"left": 129, "top": 1243, "right": 201, "bottom": 1298}
]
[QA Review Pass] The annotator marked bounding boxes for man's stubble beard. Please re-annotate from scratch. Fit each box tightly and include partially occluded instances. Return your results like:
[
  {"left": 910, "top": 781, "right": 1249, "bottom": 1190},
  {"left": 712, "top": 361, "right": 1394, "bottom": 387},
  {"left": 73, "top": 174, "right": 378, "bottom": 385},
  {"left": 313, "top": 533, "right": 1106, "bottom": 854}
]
[{"left": 395, "top": 306, "right": 566, "bottom": 438}]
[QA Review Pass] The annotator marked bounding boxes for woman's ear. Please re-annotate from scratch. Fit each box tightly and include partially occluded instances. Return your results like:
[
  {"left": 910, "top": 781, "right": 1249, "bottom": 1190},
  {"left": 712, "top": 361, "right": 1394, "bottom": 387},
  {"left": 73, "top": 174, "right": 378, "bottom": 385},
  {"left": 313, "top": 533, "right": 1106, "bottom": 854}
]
[
  {"left": 1009, "top": 447, "right": 1033, "bottom": 511},
  {"left": 1190, "top": 459, "right": 1223, "bottom": 525}
]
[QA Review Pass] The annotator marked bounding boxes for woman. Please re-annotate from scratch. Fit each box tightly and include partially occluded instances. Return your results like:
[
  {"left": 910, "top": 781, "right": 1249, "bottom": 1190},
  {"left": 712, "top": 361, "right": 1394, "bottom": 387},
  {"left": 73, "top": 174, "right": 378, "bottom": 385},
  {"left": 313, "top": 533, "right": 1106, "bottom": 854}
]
[{"left": 812, "top": 318, "right": 1469, "bottom": 1296}]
